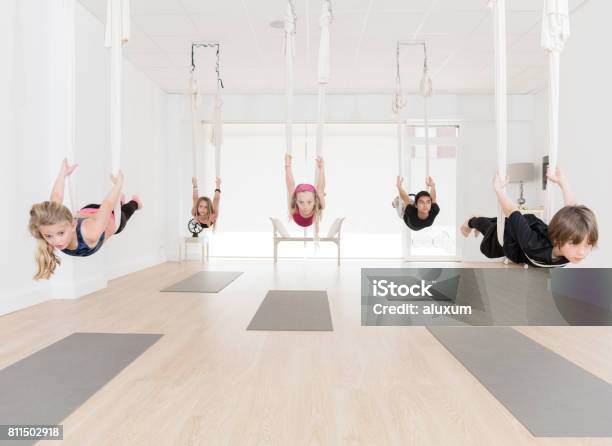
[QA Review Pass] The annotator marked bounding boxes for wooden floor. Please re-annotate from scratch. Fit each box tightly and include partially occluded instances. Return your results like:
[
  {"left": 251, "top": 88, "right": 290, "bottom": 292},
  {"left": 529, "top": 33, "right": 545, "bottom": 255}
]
[{"left": 2, "top": 259, "right": 612, "bottom": 446}]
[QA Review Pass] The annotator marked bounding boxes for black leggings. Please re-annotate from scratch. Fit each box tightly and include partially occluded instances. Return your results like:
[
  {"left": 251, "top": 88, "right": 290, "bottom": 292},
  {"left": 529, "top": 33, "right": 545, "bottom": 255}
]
[
  {"left": 468, "top": 216, "right": 496, "bottom": 234},
  {"left": 82, "top": 201, "right": 138, "bottom": 235},
  {"left": 468, "top": 216, "right": 505, "bottom": 258}
]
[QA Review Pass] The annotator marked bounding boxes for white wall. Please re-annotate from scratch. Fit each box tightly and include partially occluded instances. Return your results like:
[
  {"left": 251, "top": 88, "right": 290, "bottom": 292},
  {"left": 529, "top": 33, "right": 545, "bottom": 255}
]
[
  {"left": 166, "top": 93, "right": 537, "bottom": 261},
  {"left": 0, "top": 1, "right": 168, "bottom": 316}
]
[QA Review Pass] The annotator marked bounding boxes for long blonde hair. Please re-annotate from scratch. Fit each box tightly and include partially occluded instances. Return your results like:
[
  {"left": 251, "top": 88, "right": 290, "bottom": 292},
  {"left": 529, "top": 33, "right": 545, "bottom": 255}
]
[
  {"left": 192, "top": 196, "right": 216, "bottom": 230},
  {"left": 28, "top": 201, "right": 73, "bottom": 280},
  {"left": 290, "top": 191, "right": 324, "bottom": 242}
]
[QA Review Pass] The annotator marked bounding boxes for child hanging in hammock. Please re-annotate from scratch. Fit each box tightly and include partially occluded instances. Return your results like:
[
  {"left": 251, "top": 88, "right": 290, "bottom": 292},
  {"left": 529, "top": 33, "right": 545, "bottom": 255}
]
[
  {"left": 459, "top": 167, "right": 598, "bottom": 267},
  {"left": 28, "top": 159, "right": 142, "bottom": 280},
  {"left": 285, "top": 153, "right": 326, "bottom": 238},
  {"left": 392, "top": 176, "right": 440, "bottom": 230},
  {"left": 191, "top": 176, "right": 221, "bottom": 229}
]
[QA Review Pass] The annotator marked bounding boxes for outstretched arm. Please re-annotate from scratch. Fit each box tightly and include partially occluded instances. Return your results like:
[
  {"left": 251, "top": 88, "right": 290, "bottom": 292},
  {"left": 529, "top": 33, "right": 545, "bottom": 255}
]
[
  {"left": 396, "top": 176, "right": 411, "bottom": 206},
  {"left": 192, "top": 176, "right": 199, "bottom": 206},
  {"left": 547, "top": 167, "right": 576, "bottom": 206},
  {"left": 212, "top": 177, "right": 221, "bottom": 221},
  {"left": 493, "top": 172, "right": 519, "bottom": 217},
  {"left": 315, "top": 156, "right": 326, "bottom": 209},
  {"left": 50, "top": 159, "right": 78, "bottom": 204},
  {"left": 426, "top": 176, "right": 437, "bottom": 203},
  {"left": 82, "top": 171, "right": 124, "bottom": 242},
  {"left": 285, "top": 154, "right": 296, "bottom": 210}
]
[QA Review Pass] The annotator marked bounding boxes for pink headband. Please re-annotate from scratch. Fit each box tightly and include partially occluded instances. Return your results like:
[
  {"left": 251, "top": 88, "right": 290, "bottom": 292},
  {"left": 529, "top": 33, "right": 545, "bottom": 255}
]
[{"left": 295, "top": 183, "right": 316, "bottom": 193}]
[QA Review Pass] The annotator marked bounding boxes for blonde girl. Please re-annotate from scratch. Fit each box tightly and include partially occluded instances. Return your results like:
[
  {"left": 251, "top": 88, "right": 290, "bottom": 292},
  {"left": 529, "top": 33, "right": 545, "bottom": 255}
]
[
  {"left": 285, "top": 154, "right": 326, "bottom": 239},
  {"left": 191, "top": 176, "right": 221, "bottom": 229},
  {"left": 28, "top": 159, "right": 141, "bottom": 279}
]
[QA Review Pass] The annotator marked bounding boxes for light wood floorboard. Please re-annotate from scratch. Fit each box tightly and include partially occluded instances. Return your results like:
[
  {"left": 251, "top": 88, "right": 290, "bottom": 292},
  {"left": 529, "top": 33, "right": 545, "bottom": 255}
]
[{"left": 1, "top": 260, "right": 611, "bottom": 446}]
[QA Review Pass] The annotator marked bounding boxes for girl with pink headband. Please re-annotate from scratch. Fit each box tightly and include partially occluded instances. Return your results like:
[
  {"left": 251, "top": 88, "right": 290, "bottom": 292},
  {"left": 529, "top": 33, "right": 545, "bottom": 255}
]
[{"left": 285, "top": 153, "right": 326, "bottom": 238}]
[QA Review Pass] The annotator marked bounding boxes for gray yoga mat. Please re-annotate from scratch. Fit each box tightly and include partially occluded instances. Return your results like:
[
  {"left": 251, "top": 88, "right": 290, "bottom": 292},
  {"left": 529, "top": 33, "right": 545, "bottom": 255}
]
[
  {"left": 0, "top": 333, "right": 162, "bottom": 445},
  {"left": 247, "top": 290, "right": 333, "bottom": 331},
  {"left": 428, "top": 327, "right": 612, "bottom": 437},
  {"left": 161, "top": 271, "right": 243, "bottom": 293}
]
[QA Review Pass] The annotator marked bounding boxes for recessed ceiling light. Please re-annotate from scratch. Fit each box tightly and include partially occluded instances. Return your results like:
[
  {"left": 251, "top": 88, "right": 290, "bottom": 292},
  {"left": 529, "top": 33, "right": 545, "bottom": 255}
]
[{"left": 269, "top": 20, "right": 284, "bottom": 29}]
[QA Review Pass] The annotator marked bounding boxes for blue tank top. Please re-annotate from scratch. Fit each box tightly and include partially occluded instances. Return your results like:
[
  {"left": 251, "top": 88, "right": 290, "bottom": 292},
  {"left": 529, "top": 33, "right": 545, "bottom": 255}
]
[{"left": 61, "top": 219, "right": 105, "bottom": 257}]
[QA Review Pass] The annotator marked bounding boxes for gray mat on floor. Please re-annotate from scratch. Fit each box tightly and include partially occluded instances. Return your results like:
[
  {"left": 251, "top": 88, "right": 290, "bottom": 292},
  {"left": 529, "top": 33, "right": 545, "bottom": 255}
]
[
  {"left": 247, "top": 290, "right": 333, "bottom": 331},
  {"left": 0, "top": 333, "right": 162, "bottom": 446},
  {"left": 161, "top": 271, "right": 243, "bottom": 293},
  {"left": 428, "top": 327, "right": 612, "bottom": 437}
]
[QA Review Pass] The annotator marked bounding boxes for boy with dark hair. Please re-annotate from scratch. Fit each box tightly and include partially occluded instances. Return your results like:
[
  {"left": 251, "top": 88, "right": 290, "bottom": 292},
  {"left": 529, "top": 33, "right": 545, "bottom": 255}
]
[
  {"left": 460, "top": 167, "right": 598, "bottom": 267},
  {"left": 392, "top": 176, "right": 440, "bottom": 231}
]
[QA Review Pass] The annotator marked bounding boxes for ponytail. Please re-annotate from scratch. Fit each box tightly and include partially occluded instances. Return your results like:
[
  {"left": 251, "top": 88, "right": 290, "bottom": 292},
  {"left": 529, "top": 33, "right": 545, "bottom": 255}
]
[{"left": 33, "top": 238, "right": 61, "bottom": 280}]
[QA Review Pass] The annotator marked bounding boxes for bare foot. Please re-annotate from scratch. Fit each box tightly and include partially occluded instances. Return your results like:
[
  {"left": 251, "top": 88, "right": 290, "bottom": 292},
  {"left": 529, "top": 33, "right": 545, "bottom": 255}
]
[
  {"left": 460, "top": 220, "right": 472, "bottom": 238},
  {"left": 131, "top": 195, "right": 143, "bottom": 210},
  {"left": 471, "top": 215, "right": 482, "bottom": 237}
]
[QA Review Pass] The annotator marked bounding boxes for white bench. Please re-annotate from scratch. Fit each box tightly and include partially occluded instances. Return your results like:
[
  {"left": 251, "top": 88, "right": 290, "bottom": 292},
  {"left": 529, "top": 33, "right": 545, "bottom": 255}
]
[
  {"left": 270, "top": 217, "right": 346, "bottom": 264},
  {"left": 178, "top": 230, "right": 210, "bottom": 264}
]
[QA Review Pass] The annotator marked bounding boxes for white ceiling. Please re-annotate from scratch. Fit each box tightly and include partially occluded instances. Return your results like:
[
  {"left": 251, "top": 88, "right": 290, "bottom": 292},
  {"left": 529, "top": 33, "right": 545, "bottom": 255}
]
[{"left": 77, "top": 0, "right": 589, "bottom": 95}]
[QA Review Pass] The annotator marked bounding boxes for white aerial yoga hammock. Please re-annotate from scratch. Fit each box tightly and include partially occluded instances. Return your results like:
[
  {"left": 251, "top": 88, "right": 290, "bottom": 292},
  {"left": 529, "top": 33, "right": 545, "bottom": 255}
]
[
  {"left": 315, "top": 0, "right": 331, "bottom": 184},
  {"left": 420, "top": 44, "right": 433, "bottom": 187},
  {"left": 104, "top": 0, "right": 130, "bottom": 230},
  {"left": 189, "top": 71, "right": 201, "bottom": 181},
  {"left": 210, "top": 46, "right": 224, "bottom": 181},
  {"left": 280, "top": 1, "right": 333, "bottom": 245},
  {"left": 210, "top": 94, "right": 223, "bottom": 180},
  {"left": 283, "top": 0, "right": 330, "bottom": 182},
  {"left": 393, "top": 41, "right": 433, "bottom": 189},
  {"left": 62, "top": 0, "right": 77, "bottom": 213},
  {"left": 541, "top": 0, "right": 570, "bottom": 223},
  {"left": 190, "top": 42, "right": 224, "bottom": 229},
  {"left": 489, "top": 0, "right": 508, "bottom": 246},
  {"left": 392, "top": 44, "right": 407, "bottom": 180},
  {"left": 284, "top": 0, "right": 296, "bottom": 156}
]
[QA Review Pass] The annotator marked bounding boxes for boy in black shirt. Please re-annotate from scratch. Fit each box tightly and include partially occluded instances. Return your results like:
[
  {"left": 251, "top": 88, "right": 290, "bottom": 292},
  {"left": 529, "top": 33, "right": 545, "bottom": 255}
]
[
  {"left": 460, "top": 167, "right": 598, "bottom": 267},
  {"left": 393, "top": 176, "right": 440, "bottom": 231}
]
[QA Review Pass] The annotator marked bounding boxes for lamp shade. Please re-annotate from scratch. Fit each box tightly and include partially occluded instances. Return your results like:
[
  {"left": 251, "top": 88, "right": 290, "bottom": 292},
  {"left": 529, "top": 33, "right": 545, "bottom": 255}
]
[{"left": 507, "top": 162, "right": 535, "bottom": 183}]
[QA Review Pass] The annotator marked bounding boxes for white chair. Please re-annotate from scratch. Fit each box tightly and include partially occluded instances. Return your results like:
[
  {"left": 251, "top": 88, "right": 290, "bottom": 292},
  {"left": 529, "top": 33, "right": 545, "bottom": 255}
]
[
  {"left": 178, "top": 230, "right": 210, "bottom": 264},
  {"left": 270, "top": 217, "right": 346, "bottom": 265}
]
